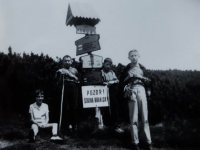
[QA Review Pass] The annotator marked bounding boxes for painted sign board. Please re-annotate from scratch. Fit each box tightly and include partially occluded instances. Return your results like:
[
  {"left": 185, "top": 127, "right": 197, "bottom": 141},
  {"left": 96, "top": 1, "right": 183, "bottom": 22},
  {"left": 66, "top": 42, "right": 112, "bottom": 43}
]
[
  {"left": 82, "top": 70, "right": 102, "bottom": 85},
  {"left": 76, "top": 25, "right": 96, "bottom": 34},
  {"left": 75, "top": 34, "right": 100, "bottom": 56},
  {"left": 82, "top": 86, "right": 109, "bottom": 108},
  {"left": 80, "top": 54, "right": 103, "bottom": 68}
]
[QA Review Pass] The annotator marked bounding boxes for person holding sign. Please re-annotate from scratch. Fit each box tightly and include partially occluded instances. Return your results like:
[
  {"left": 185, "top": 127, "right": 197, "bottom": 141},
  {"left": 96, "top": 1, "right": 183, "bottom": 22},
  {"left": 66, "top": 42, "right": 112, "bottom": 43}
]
[
  {"left": 101, "top": 58, "right": 124, "bottom": 133},
  {"left": 28, "top": 89, "right": 63, "bottom": 143},
  {"left": 57, "top": 55, "right": 79, "bottom": 131},
  {"left": 119, "top": 50, "right": 153, "bottom": 150}
]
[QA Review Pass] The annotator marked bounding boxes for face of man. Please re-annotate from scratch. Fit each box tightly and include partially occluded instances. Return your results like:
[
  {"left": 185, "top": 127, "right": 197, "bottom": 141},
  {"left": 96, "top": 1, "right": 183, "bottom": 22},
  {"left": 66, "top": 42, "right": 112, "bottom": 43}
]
[
  {"left": 103, "top": 61, "right": 112, "bottom": 72},
  {"left": 63, "top": 57, "right": 72, "bottom": 69},
  {"left": 128, "top": 51, "right": 140, "bottom": 64},
  {"left": 35, "top": 92, "right": 44, "bottom": 106}
]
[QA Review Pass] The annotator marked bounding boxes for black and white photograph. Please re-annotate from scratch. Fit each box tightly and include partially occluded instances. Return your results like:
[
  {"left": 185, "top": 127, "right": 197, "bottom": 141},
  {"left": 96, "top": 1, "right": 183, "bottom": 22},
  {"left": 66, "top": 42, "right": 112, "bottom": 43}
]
[{"left": 0, "top": 0, "right": 200, "bottom": 149}]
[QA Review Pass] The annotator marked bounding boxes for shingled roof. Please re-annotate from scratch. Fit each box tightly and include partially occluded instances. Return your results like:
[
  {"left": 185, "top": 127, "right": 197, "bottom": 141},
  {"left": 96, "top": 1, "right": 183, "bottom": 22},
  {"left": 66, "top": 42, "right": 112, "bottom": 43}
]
[{"left": 66, "top": 2, "right": 100, "bottom": 26}]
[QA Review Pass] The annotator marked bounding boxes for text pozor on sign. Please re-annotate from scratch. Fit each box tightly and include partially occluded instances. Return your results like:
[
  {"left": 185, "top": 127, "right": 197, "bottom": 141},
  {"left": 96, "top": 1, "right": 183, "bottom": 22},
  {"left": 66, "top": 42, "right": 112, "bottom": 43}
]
[{"left": 81, "top": 86, "right": 109, "bottom": 108}]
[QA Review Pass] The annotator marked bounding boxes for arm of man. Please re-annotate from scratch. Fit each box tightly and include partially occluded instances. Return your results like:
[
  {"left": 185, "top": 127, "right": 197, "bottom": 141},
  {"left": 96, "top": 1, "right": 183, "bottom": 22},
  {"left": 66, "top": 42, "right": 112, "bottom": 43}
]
[
  {"left": 56, "top": 68, "right": 79, "bottom": 85},
  {"left": 139, "top": 64, "right": 152, "bottom": 97},
  {"left": 108, "top": 71, "right": 119, "bottom": 85},
  {"left": 56, "top": 69, "right": 63, "bottom": 86},
  {"left": 71, "top": 68, "right": 79, "bottom": 81},
  {"left": 29, "top": 105, "right": 39, "bottom": 126},
  {"left": 65, "top": 68, "right": 79, "bottom": 81},
  {"left": 45, "top": 105, "right": 49, "bottom": 125},
  {"left": 119, "top": 64, "right": 130, "bottom": 90},
  {"left": 40, "top": 104, "right": 49, "bottom": 128},
  {"left": 40, "top": 112, "right": 49, "bottom": 128}
]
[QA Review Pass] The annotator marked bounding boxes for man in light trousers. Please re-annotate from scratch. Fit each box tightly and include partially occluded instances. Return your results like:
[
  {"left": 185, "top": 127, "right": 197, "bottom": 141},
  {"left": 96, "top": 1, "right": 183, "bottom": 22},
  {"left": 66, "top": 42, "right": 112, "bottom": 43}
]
[{"left": 120, "top": 50, "right": 153, "bottom": 150}]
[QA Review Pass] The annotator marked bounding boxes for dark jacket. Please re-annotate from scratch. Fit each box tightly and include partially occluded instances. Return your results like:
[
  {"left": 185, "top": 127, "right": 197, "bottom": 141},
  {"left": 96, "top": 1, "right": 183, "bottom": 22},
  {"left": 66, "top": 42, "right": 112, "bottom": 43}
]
[{"left": 119, "top": 63, "right": 153, "bottom": 99}]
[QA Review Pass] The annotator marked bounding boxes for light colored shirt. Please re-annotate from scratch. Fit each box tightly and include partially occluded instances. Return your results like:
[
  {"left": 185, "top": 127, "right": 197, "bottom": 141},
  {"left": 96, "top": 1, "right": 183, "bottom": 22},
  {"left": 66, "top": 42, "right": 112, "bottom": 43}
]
[
  {"left": 101, "top": 70, "right": 118, "bottom": 82},
  {"left": 29, "top": 102, "right": 49, "bottom": 123},
  {"left": 128, "top": 63, "right": 144, "bottom": 85}
]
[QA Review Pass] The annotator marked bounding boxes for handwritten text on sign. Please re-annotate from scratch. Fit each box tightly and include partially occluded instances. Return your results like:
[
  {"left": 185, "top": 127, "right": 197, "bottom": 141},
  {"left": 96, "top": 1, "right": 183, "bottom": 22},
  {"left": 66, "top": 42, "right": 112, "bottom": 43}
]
[
  {"left": 82, "top": 86, "right": 109, "bottom": 108},
  {"left": 75, "top": 34, "right": 100, "bottom": 56}
]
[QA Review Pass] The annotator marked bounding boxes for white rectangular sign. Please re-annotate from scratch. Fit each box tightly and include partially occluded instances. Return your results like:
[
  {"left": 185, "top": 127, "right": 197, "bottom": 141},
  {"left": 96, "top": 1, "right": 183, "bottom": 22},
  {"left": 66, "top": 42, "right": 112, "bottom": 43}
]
[
  {"left": 82, "top": 86, "right": 109, "bottom": 108},
  {"left": 80, "top": 54, "right": 103, "bottom": 68},
  {"left": 76, "top": 25, "right": 96, "bottom": 34}
]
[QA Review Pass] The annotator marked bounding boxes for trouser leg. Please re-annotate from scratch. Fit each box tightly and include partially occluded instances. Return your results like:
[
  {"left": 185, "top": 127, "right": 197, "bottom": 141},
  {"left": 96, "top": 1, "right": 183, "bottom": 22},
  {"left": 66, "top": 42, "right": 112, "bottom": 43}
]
[
  {"left": 70, "top": 83, "right": 78, "bottom": 128},
  {"left": 46, "top": 123, "right": 58, "bottom": 135},
  {"left": 128, "top": 88, "right": 139, "bottom": 144},
  {"left": 109, "top": 86, "right": 120, "bottom": 127},
  {"left": 137, "top": 86, "right": 152, "bottom": 144},
  {"left": 52, "top": 123, "right": 58, "bottom": 135},
  {"left": 31, "top": 124, "right": 39, "bottom": 137},
  {"left": 65, "top": 82, "right": 78, "bottom": 129}
]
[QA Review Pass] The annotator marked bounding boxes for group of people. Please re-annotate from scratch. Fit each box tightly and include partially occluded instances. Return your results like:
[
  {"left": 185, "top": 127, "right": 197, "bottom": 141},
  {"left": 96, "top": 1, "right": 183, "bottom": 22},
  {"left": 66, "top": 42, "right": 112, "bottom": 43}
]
[{"left": 28, "top": 49, "right": 153, "bottom": 150}]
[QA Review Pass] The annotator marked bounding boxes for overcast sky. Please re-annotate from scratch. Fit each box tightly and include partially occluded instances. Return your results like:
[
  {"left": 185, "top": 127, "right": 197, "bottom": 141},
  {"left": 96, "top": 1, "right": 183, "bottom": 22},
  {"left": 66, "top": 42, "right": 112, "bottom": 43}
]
[{"left": 1, "top": 0, "right": 200, "bottom": 70}]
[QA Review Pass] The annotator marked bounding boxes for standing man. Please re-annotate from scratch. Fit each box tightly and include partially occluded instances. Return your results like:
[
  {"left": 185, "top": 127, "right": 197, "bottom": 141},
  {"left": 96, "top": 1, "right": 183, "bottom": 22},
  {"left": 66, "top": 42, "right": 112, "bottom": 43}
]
[
  {"left": 119, "top": 50, "right": 153, "bottom": 150},
  {"left": 57, "top": 55, "right": 79, "bottom": 131},
  {"left": 101, "top": 58, "right": 124, "bottom": 133}
]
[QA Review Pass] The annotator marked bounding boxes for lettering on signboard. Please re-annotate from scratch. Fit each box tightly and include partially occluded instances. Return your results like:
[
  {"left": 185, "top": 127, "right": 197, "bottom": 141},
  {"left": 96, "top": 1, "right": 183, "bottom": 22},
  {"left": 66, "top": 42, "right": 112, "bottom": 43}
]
[
  {"left": 81, "top": 86, "right": 109, "bottom": 108},
  {"left": 80, "top": 54, "right": 103, "bottom": 68},
  {"left": 84, "top": 97, "right": 107, "bottom": 104},
  {"left": 75, "top": 34, "right": 100, "bottom": 55}
]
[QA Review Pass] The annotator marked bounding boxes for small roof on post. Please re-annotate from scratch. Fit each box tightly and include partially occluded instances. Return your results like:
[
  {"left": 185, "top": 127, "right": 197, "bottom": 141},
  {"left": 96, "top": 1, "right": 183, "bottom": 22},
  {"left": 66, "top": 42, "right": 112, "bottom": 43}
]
[{"left": 66, "top": 2, "right": 100, "bottom": 26}]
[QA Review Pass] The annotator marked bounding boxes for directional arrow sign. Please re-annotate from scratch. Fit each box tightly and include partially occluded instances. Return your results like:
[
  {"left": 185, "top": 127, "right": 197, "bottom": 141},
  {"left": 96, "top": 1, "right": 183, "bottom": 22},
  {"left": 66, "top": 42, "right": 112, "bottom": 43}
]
[{"left": 75, "top": 34, "right": 100, "bottom": 56}]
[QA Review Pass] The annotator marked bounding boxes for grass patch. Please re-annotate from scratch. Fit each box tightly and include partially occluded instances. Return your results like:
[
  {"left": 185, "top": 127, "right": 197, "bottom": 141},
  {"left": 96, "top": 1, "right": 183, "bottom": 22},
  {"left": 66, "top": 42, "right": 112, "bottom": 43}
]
[{"left": 0, "top": 114, "right": 199, "bottom": 149}]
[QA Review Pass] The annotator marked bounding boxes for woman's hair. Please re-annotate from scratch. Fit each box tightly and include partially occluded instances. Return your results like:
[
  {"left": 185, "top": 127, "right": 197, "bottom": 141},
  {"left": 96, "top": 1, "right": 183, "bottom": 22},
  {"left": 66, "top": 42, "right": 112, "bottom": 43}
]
[{"left": 35, "top": 89, "right": 44, "bottom": 97}]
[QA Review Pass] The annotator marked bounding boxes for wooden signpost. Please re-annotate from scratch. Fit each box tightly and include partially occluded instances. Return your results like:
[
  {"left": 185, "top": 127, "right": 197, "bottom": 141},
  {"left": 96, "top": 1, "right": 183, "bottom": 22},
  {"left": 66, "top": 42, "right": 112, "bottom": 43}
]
[
  {"left": 66, "top": 2, "right": 105, "bottom": 129},
  {"left": 75, "top": 34, "right": 100, "bottom": 56},
  {"left": 82, "top": 70, "right": 102, "bottom": 85}
]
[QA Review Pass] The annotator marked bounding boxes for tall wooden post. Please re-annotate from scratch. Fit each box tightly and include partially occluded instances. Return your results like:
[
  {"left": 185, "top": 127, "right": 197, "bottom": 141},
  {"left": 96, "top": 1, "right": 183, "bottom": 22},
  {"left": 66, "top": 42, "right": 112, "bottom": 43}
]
[{"left": 66, "top": 2, "right": 107, "bottom": 129}]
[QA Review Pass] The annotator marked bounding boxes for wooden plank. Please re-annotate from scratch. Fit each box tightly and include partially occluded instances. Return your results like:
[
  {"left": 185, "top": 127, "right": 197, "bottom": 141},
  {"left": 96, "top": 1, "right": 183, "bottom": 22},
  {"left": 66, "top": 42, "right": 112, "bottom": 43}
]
[{"left": 75, "top": 34, "right": 100, "bottom": 55}]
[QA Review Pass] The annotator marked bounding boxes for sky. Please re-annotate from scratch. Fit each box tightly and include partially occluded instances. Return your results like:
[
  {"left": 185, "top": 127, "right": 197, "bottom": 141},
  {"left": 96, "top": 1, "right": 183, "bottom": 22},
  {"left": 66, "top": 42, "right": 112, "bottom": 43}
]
[{"left": 0, "top": 0, "right": 200, "bottom": 70}]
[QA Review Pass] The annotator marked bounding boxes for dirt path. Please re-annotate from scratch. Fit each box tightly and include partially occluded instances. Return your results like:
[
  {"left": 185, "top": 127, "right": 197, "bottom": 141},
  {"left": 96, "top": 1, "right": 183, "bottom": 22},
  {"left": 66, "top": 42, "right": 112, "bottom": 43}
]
[{"left": 0, "top": 138, "right": 197, "bottom": 150}]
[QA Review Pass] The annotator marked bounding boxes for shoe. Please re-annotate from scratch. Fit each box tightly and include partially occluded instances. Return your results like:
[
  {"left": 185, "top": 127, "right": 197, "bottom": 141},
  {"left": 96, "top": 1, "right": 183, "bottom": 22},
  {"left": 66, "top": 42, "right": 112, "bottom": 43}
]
[
  {"left": 130, "top": 144, "right": 140, "bottom": 150},
  {"left": 146, "top": 144, "right": 153, "bottom": 150},
  {"left": 98, "top": 124, "right": 104, "bottom": 129},
  {"left": 50, "top": 135, "right": 63, "bottom": 140},
  {"left": 69, "top": 125, "right": 72, "bottom": 130},
  {"left": 28, "top": 129, "right": 35, "bottom": 143},
  {"left": 115, "top": 127, "right": 124, "bottom": 133}
]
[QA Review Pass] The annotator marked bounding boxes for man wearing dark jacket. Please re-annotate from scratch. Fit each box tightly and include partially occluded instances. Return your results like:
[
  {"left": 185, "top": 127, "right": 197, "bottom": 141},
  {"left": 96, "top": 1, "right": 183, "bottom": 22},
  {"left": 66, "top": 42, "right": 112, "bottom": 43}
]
[
  {"left": 119, "top": 50, "right": 153, "bottom": 150},
  {"left": 57, "top": 55, "right": 79, "bottom": 131}
]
